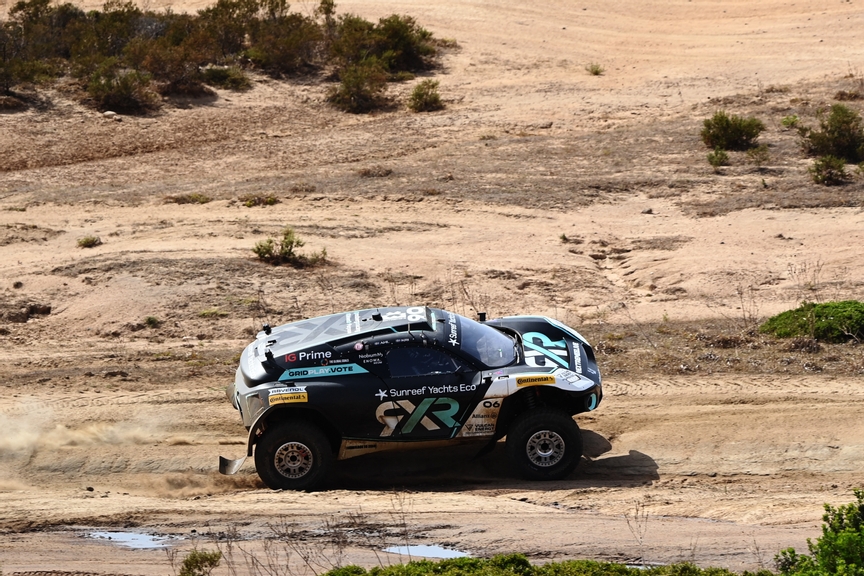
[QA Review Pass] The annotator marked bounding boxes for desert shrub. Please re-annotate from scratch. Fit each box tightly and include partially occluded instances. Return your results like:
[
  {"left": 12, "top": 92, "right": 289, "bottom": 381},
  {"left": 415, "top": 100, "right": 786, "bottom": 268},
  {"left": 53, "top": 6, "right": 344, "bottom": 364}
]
[
  {"left": 330, "top": 13, "right": 435, "bottom": 73},
  {"left": 706, "top": 147, "right": 729, "bottom": 170},
  {"left": 72, "top": 0, "right": 144, "bottom": 60},
  {"left": 585, "top": 62, "right": 604, "bottom": 76},
  {"left": 178, "top": 549, "right": 221, "bottom": 576},
  {"left": 835, "top": 90, "right": 863, "bottom": 101},
  {"left": 246, "top": 12, "right": 322, "bottom": 74},
  {"left": 77, "top": 235, "right": 102, "bottom": 248},
  {"left": 800, "top": 104, "right": 864, "bottom": 163},
  {"left": 357, "top": 165, "right": 392, "bottom": 177},
  {"left": 759, "top": 300, "right": 864, "bottom": 343},
  {"left": 746, "top": 144, "right": 770, "bottom": 166},
  {"left": 199, "top": 308, "right": 228, "bottom": 318},
  {"left": 165, "top": 193, "right": 212, "bottom": 204},
  {"left": 701, "top": 110, "right": 765, "bottom": 150},
  {"left": 782, "top": 114, "right": 800, "bottom": 129},
  {"left": 239, "top": 193, "right": 279, "bottom": 206},
  {"left": 326, "top": 58, "right": 387, "bottom": 112},
  {"left": 407, "top": 78, "right": 442, "bottom": 112},
  {"left": 196, "top": 0, "right": 260, "bottom": 60},
  {"left": 201, "top": 65, "right": 250, "bottom": 89},
  {"left": 809, "top": 155, "right": 850, "bottom": 186},
  {"left": 776, "top": 489, "right": 864, "bottom": 576},
  {"left": 144, "top": 316, "right": 161, "bottom": 328},
  {"left": 253, "top": 226, "right": 326, "bottom": 266},
  {"left": 86, "top": 59, "right": 156, "bottom": 111}
]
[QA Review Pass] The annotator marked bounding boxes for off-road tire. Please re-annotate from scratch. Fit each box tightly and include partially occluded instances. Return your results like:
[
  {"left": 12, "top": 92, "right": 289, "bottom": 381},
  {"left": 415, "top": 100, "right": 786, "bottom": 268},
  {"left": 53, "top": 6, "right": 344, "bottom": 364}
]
[
  {"left": 255, "top": 420, "right": 333, "bottom": 490},
  {"left": 506, "top": 408, "right": 583, "bottom": 480}
]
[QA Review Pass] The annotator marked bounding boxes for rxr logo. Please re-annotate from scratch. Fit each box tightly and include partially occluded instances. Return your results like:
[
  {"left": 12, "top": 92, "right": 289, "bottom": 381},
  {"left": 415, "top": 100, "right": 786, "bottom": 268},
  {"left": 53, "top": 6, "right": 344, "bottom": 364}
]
[{"left": 376, "top": 397, "right": 460, "bottom": 437}]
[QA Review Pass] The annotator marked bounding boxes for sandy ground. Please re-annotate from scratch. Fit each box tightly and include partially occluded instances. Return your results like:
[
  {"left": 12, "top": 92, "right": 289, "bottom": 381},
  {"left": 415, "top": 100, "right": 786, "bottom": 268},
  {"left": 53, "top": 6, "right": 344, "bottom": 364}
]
[{"left": 2, "top": 0, "right": 864, "bottom": 574}]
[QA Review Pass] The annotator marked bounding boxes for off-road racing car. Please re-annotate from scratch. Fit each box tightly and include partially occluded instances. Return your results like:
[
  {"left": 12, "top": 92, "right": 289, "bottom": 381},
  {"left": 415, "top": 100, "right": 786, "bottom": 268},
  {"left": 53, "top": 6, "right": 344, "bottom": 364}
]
[{"left": 220, "top": 307, "right": 602, "bottom": 490}]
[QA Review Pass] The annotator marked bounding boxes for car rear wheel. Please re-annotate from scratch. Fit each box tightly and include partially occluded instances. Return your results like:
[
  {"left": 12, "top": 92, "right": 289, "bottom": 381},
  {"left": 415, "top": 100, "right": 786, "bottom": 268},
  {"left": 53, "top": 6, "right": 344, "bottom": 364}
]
[
  {"left": 506, "top": 408, "right": 583, "bottom": 480},
  {"left": 255, "top": 420, "right": 333, "bottom": 490}
]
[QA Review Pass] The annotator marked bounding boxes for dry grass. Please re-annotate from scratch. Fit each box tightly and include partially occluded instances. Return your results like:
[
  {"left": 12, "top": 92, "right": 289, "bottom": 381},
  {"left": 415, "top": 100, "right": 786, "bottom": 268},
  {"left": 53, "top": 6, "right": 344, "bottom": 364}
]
[{"left": 581, "top": 318, "right": 864, "bottom": 377}]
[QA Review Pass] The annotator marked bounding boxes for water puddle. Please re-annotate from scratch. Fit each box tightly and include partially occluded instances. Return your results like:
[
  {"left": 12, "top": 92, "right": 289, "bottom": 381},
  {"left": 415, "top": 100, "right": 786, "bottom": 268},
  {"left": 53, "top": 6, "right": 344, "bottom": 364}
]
[
  {"left": 86, "top": 531, "right": 172, "bottom": 549},
  {"left": 384, "top": 544, "right": 469, "bottom": 559}
]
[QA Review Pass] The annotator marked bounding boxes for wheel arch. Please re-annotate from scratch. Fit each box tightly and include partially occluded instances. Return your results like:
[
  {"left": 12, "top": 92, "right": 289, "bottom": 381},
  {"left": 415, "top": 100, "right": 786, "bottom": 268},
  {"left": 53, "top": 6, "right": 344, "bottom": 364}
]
[
  {"left": 245, "top": 406, "right": 342, "bottom": 458},
  {"left": 496, "top": 385, "right": 586, "bottom": 437}
]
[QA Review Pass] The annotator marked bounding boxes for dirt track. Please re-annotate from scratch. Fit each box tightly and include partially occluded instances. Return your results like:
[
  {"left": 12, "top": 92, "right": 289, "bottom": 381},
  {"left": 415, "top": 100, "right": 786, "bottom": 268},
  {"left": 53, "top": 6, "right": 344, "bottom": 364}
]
[{"left": 2, "top": 0, "right": 864, "bottom": 573}]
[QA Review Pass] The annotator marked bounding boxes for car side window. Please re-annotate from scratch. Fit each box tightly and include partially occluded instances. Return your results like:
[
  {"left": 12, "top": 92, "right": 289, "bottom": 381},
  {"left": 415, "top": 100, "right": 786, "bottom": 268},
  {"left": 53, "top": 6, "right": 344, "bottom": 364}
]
[{"left": 387, "top": 347, "right": 461, "bottom": 378}]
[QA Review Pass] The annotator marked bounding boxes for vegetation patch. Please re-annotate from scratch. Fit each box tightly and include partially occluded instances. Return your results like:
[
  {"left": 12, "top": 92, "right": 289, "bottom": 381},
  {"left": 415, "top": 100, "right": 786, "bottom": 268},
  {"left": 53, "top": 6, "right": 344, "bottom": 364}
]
[
  {"left": 777, "top": 489, "right": 864, "bottom": 576},
  {"left": 808, "top": 155, "right": 850, "bottom": 186},
  {"left": 799, "top": 104, "right": 864, "bottom": 163},
  {"left": 239, "top": 194, "right": 279, "bottom": 207},
  {"left": 253, "top": 226, "right": 327, "bottom": 267},
  {"left": 408, "top": 79, "right": 443, "bottom": 112},
  {"left": 701, "top": 111, "right": 765, "bottom": 151},
  {"left": 77, "top": 235, "right": 102, "bottom": 248},
  {"left": 759, "top": 300, "right": 864, "bottom": 343},
  {"left": 165, "top": 193, "right": 212, "bottom": 204},
  {"left": 202, "top": 67, "right": 251, "bottom": 91},
  {"left": 0, "top": 0, "right": 442, "bottom": 114},
  {"left": 585, "top": 63, "right": 604, "bottom": 76}
]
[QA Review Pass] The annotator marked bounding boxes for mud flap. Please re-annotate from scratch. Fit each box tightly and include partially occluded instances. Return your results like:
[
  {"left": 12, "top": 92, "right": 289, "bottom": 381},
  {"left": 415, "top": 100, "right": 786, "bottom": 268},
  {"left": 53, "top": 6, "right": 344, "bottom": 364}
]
[{"left": 219, "top": 455, "right": 247, "bottom": 475}]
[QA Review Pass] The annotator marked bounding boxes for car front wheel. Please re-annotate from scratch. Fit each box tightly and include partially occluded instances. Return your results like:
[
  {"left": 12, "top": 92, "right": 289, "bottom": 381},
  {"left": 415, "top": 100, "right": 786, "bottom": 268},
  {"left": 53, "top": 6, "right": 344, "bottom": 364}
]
[
  {"left": 254, "top": 420, "right": 333, "bottom": 490},
  {"left": 506, "top": 408, "right": 583, "bottom": 480}
]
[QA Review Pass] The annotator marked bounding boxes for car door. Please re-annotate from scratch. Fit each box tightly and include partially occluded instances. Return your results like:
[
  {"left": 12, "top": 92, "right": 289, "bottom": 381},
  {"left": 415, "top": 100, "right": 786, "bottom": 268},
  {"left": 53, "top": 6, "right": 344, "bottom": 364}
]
[{"left": 375, "top": 345, "right": 480, "bottom": 440}]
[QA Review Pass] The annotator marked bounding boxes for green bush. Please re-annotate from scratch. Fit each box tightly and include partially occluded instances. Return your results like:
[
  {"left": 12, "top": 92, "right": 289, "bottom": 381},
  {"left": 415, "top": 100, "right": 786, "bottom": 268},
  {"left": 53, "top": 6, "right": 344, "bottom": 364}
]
[
  {"left": 253, "top": 226, "right": 326, "bottom": 266},
  {"left": 746, "top": 144, "right": 770, "bottom": 166},
  {"left": 781, "top": 114, "right": 800, "bottom": 129},
  {"left": 202, "top": 65, "right": 250, "bottom": 89},
  {"left": 330, "top": 13, "right": 435, "bottom": 73},
  {"left": 776, "top": 489, "right": 864, "bottom": 576},
  {"left": 759, "top": 300, "right": 864, "bottom": 342},
  {"left": 77, "top": 235, "right": 102, "bottom": 248},
  {"left": 701, "top": 110, "right": 765, "bottom": 151},
  {"left": 178, "top": 549, "right": 221, "bottom": 576},
  {"left": 246, "top": 12, "right": 322, "bottom": 74},
  {"left": 144, "top": 316, "right": 161, "bottom": 328},
  {"left": 706, "top": 146, "right": 729, "bottom": 170},
  {"left": 240, "top": 193, "right": 279, "bottom": 206},
  {"left": 408, "top": 78, "right": 442, "bottom": 112},
  {"left": 165, "top": 193, "right": 212, "bottom": 204},
  {"left": 800, "top": 104, "right": 864, "bottom": 163},
  {"left": 318, "top": 555, "right": 754, "bottom": 576},
  {"left": 326, "top": 58, "right": 387, "bottom": 112},
  {"left": 86, "top": 59, "right": 156, "bottom": 112},
  {"left": 809, "top": 155, "right": 850, "bottom": 186},
  {"left": 585, "top": 62, "right": 604, "bottom": 76}
]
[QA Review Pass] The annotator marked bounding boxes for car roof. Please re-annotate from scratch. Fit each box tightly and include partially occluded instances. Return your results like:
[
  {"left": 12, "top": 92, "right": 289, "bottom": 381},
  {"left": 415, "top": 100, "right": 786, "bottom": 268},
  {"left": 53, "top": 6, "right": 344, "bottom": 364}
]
[{"left": 263, "top": 307, "right": 438, "bottom": 354}]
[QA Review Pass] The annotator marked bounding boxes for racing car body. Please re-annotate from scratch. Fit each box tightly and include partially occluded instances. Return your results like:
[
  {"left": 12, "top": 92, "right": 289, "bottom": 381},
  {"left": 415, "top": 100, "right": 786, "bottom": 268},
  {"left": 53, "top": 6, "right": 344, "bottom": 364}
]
[{"left": 221, "top": 306, "right": 602, "bottom": 489}]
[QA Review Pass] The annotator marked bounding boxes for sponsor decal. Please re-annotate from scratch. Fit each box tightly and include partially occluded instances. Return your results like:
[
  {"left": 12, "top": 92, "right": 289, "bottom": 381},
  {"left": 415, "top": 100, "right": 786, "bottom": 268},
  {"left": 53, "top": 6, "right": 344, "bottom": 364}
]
[
  {"left": 268, "top": 386, "right": 308, "bottom": 405},
  {"left": 516, "top": 375, "right": 557, "bottom": 386},
  {"left": 463, "top": 422, "right": 495, "bottom": 435},
  {"left": 457, "top": 397, "right": 502, "bottom": 438},
  {"left": 378, "top": 383, "right": 477, "bottom": 399},
  {"left": 522, "top": 331, "right": 569, "bottom": 368},
  {"left": 376, "top": 397, "right": 460, "bottom": 437},
  {"left": 285, "top": 350, "right": 334, "bottom": 363},
  {"left": 447, "top": 312, "right": 459, "bottom": 347},
  {"left": 381, "top": 307, "right": 426, "bottom": 323},
  {"left": 279, "top": 363, "right": 368, "bottom": 381},
  {"left": 359, "top": 352, "right": 384, "bottom": 365},
  {"left": 572, "top": 342, "right": 583, "bottom": 374},
  {"left": 345, "top": 311, "right": 361, "bottom": 335},
  {"left": 354, "top": 342, "right": 364, "bottom": 351}
]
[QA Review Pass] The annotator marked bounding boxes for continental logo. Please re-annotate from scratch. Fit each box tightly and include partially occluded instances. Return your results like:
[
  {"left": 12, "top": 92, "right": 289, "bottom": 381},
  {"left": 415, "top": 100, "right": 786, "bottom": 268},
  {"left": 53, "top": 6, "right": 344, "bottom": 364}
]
[
  {"left": 516, "top": 375, "right": 557, "bottom": 387},
  {"left": 268, "top": 386, "right": 308, "bottom": 405}
]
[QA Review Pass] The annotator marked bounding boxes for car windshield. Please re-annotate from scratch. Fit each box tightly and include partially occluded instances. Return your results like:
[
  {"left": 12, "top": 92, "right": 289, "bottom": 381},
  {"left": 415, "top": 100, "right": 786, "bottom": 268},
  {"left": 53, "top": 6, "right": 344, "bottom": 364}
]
[{"left": 458, "top": 316, "right": 516, "bottom": 368}]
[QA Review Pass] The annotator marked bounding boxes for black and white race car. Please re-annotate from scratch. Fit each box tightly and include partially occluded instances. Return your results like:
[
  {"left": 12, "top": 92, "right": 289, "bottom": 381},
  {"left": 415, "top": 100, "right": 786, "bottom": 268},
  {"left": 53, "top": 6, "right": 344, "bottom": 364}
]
[{"left": 220, "top": 306, "right": 602, "bottom": 490}]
